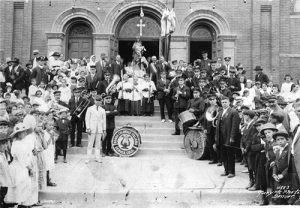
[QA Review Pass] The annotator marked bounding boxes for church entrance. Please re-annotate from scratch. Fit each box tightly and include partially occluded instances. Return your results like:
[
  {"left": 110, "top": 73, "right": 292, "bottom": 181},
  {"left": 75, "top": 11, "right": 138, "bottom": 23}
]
[
  {"left": 115, "top": 10, "right": 161, "bottom": 65},
  {"left": 67, "top": 21, "right": 93, "bottom": 59},
  {"left": 189, "top": 24, "right": 215, "bottom": 63}
]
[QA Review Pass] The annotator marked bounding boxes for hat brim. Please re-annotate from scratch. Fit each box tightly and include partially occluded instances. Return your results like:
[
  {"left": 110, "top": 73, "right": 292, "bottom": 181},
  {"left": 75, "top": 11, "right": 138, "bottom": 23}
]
[
  {"left": 260, "top": 127, "right": 278, "bottom": 135},
  {"left": 273, "top": 132, "right": 289, "bottom": 139},
  {"left": 10, "top": 126, "right": 30, "bottom": 138}
]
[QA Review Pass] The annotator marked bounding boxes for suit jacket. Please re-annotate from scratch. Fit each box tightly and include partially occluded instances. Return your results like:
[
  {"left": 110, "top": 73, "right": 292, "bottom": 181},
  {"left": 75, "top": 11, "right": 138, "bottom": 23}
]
[
  {"left": 24, "top": 68, "right": 32, "bottom": 87},
  {"left": 215, "top": 107, "right": 241, "bottom": 146},
  {"left": 172, "top": 85, "right": 191, "bottom": 109},
  {"left": 156, "top": 78, "right": 171, "bottom": 100},
  {"left": 13, "top": 65, "right": 26, "bottom": 90},
  {"left": 85, "top": 74, "right": 102, "bottom": 93},
  {"left": 103, "top": 103, "right": 118, "bottom": 129},
  {"left": 68, "top": 96, "right": 85, "bottom": 119},
  {"left": 95, "top": 60, "right": 109, "bottom": 80},
  {"left": 241, "top": 120, "right": 258, "bottom": 153},
  {"left": 30, "top": 65, "right": 48, "bottom": 85},
  {"left": 85, "top": 105, "right": 106, "bottom": 133},
  {"left": 255, "top": 72, "right": 269, "bottom": 84},
  {"left": 273, "top": 144, "right": 290, "bottom": 178},
  {"left": 55, "top": 118, "right": 71, "bottom": 140},
  {"left": 110, "top": 61, "right": 123, "bottom": 77},
  {"left": 227, "top": 77, "right": 241, "bottom": 92}
]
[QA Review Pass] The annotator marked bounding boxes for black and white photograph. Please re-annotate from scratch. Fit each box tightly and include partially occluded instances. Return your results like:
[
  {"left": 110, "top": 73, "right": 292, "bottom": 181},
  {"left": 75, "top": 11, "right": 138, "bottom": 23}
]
[{"left": 0, "top": 0, "right": 300, "bottom": 207}]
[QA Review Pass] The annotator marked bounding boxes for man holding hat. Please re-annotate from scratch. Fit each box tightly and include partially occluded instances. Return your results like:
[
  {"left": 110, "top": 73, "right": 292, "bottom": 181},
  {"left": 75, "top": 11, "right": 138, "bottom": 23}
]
[
  {"left": 254, "top": 66, "right": 269, "bottom": 84},
  {"left": 30, "top": 56, "right": 49, "bottom": 85}
]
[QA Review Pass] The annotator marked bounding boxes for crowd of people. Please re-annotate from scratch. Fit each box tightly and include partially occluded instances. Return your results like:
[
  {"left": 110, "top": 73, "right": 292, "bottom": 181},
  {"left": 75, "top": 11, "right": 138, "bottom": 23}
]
[{"left": 0, "top": 47, "right": 300, "bottom": 206}]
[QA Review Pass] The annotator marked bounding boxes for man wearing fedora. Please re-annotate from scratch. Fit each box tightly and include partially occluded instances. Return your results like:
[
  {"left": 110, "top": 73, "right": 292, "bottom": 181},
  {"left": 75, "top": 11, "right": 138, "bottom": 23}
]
[
  {"left": 254, "top": 66, "right": 269, "bottom": 84},
  {"left": 3, "top": 58, "right": 25, "bottom": 91},
  {"left": 95, "top": 53, "right": 109, "bottom": 80}
]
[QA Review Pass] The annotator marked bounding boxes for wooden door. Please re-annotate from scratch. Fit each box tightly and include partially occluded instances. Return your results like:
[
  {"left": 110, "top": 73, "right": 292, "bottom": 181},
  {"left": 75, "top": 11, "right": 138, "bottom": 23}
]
[{"left": 68, "top": 38, "right": 92, "bottom": 59}]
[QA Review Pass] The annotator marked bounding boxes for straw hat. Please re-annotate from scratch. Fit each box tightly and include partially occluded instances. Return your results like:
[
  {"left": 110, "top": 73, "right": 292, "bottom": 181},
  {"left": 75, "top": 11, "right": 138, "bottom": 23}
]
[
  {"left": 10, "top": 123, "right": 29, "bottom": 138},
  {"left": 260, "top": 123, "right": 278, "bottom": 135}
]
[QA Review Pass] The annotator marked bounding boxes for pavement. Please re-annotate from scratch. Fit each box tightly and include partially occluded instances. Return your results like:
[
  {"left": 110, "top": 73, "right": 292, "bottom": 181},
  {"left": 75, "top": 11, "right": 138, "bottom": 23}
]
[{"left": 40, "top": 154, "right": 261, "bottom": 207}]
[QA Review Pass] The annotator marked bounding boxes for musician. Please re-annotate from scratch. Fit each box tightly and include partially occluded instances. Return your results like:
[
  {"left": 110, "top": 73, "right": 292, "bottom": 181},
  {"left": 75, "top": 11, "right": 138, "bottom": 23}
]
[
  {"left": 227, "top": 67, "right": 241, "bottom": 92},
  {"left": 100, "top": 71, "right": 112, "bottom": 94},
  {"left": 116, "top": 73, "right": 131, "bottom": 115},
  {"left": 85, "top": 65, "right": 101, "bottom": 93},
  {"left": 172, "top": 77, "right": 191, "bottom": 135},
  {"left": 191, "top": 68, "right": 201, "bottom": 90},
  {"left": 85, "top": 95, "right": 106, "bottom": 163},
  {"left": 203, "top": 93, "right": 220, "bottom": 165},
  {"left": 141, "top": 74, "right": 156, "bottom": 116},
  {"left": 102, "top": 95, "right": 118, "bottom": 156},
  {"left": 183, "top": 88, "right": 205, "bottom": 135},
  {"left": 198, "top": 77, "right": 210, "bottom": 97},
  {"left": 156, "top": 71, "right": 173, "bottom": 122},
  {"left": 51, "top": 90, "right": 69, "bottom": 108},
  {"left": 215, "top": 96, "right": 241, "bottom": 178},
  {"left": 68, "top": 88, "right": 85, "bottom": 147}
]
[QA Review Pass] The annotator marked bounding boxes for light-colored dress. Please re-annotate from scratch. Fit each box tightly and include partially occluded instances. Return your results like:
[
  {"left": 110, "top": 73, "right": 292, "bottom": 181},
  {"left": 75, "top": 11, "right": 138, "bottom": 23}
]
[
  {"left": 5, "top": 139, "right": 32, "bottom": 205},
  {"left": 43, "top": 130, "right": 55, "bottom": 171}
]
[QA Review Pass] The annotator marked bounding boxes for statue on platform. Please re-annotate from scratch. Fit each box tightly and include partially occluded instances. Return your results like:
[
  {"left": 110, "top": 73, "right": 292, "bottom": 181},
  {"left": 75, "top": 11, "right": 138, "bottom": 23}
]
[{"left": 125, "top": 38, "right": 148, "bottom": 79}]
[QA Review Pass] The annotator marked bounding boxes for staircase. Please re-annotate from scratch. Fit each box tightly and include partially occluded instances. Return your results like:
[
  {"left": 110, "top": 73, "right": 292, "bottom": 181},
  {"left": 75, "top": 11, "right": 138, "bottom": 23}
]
[{"left": 68, "top": 101, "right": 185, "bottom": 156}]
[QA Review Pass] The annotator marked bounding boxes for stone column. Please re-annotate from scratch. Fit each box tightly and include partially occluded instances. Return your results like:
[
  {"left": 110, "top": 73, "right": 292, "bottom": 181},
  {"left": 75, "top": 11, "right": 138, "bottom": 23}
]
[
  {"left": 46, "top": 32, "right": 65, "bottom": 56},
  {"left": 169, "top": 35, "right": 189, "bottom": 62},
  {"left": 93, "top": 33, "right": 114, "bottom": 60},
  {"left": 217, "top": 35, "right": 237, "bottom": 66}
]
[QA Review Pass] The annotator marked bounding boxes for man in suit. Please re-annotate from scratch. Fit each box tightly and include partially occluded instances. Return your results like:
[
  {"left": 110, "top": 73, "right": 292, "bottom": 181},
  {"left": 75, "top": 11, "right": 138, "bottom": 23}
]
[
  {"left": 227, "top": 67, "right": 241, "bottom": 93},
  {"left": 69, "top": 88, "right": 85, "bottom": 147},
  {"left": 156, "top": 71, "right": 173, "bottom": 122},
  {"left": 172, "top": 77, "right": 191, "bottom": 135},
  {"left": 85, "top": 94, "right": 106, "bottom": 163},
  {"left": 199, "top": 51, "right": 212, "bottom": 76},
  {"left": 215, "top": 96, "right": 241, "bottom": 178},
  {"left": 240, "top": 110, "right": 258, "bottom": 189},
  {"left": 85, "top": 65, "right": 102, "bottom": 93},
  {"left": 155, "top": 56, "right": 171, "bottom": 80},
  {"left": 148, "top": 56, "right": 159, "bottom": 84},
  {"left": 191, "top": 68, "right": 201, "bottom": 90},
  {"left": 50, "top": 90, "right": 69, "bottom": 109},
  {"left": 4, "top": 58, "right": 25, "bottom": 90},
  {"left": 95, "top": 53, "right": 109, "bottom": 80},
  {"left": 110, "top": 55, "right": 123, "bottom": 77},
  {"left": 24, "top": 62, "right": 32, "bottom": 93},
  {"left": 254, "top": 66, "right": 269, "bottom": 84},
  {"left": 30, "top": 56, "right": 49, "bottom": 85}
]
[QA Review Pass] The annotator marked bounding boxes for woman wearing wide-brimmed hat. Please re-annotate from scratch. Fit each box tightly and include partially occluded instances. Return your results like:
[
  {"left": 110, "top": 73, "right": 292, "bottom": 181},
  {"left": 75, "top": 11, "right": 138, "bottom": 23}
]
[{"left": 5, "top": 122, "right": 33, "bottom": 206}]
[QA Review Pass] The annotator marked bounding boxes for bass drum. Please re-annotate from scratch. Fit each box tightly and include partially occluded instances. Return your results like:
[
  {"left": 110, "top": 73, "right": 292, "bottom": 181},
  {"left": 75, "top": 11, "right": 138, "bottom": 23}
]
[
  {"left": 184, "top": 126, "right": 209, "bottom": 160},
  {"left": 112, "top": 124, "right": 141, "bottom": 157}
]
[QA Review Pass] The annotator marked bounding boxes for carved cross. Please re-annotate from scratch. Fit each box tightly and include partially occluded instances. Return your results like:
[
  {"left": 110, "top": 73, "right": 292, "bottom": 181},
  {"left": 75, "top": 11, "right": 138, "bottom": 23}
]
[{"left": 137, "top": 18, "right": 145, "bottom": 37}]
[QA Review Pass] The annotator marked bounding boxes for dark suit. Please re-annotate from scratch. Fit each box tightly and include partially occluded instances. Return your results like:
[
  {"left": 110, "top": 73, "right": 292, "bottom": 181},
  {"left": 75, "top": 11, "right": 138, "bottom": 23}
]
[
  {"left": 227, "top": 77, "right": 241, "bottom": 92},
  {"left": 95, "top": 60, "right": 109, "bottom": 80},
  {"left": 24, "top": 68, "right": 32, "bottom": 92},
  {"left": 85, "top": 74, "right": 102, "bottom": 93},
  {"left": 241, "top": 120, "right": 258, "bottom": 183},
  {"left": 255, "top": 72, "right": 269, "bottom": 84},
  {"left": 102, "top": 103, "right": 118, "bottom": 155},
  {"left": 110, "top": 61, "right": 123, "bottom": 77},
  {"left": 12, "top": 65, "right": 26, "bottom": 90},
  {"left": 69, "top": 96, "right": 85, "bottom": 146},
  {"left": 156, "top": 78, "right": 172, "bottom": 120},
  {"left": 30, "top": 65, "right": 48, "bottom": 85},
  {"left": 172, "top": 85, "right": 191, "bottom": 134},
  {"left": 215, "top": 107, "right": 241, "bottom": 175}
]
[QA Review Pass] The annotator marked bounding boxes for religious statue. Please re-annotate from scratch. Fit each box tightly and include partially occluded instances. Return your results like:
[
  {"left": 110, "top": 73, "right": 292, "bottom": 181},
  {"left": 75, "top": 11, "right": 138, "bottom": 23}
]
[{"left": 125, "top": 39, "right": 148, "bottom": 80}]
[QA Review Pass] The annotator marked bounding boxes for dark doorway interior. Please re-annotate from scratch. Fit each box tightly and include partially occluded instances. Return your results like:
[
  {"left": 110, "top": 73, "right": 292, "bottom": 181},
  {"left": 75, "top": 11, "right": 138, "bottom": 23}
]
[
  {"left": 119, "top": 40, "right": 159, "bottom": 66},
  {"left": 190, "top": 41, "right": 212, "bottom": 64}
]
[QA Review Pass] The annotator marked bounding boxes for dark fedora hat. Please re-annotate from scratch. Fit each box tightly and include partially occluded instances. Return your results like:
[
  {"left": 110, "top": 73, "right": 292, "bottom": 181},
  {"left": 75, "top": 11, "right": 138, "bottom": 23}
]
[
  {"left": 8, "top": 58, "right": 20, "bottom": 64},
  {"left": 254, "top": 66, "right": 263, "bottom": 71}
]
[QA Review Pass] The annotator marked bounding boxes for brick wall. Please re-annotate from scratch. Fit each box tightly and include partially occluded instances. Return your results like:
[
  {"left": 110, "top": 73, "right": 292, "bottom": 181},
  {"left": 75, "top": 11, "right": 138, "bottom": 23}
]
[{"left": 0, "top": 0, "right": 299, "bottom": 84}]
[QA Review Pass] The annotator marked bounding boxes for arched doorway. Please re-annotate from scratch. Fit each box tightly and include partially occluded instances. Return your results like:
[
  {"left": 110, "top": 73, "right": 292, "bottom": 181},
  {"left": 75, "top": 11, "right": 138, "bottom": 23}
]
[
  {"left": 66, "top": 20, "right": 93, "bottom": 59},
  {"left": 115, "top": 7, "right": 161, "bottom": 65},
  {"left": 189, "top": 23, "right": 216, "bottom": 63}
]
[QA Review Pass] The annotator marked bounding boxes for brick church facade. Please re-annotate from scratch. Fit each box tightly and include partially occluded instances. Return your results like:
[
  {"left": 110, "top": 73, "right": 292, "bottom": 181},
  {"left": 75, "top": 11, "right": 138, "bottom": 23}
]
[{"left": 0, "top": 0, "right": 300, "bottom": 83}]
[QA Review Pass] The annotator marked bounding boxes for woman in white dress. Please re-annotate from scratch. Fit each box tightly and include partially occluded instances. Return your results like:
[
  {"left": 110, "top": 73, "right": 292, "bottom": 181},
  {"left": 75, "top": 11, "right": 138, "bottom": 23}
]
[{"left": 5, "top": 123, "right": 33, "bottom": 206}]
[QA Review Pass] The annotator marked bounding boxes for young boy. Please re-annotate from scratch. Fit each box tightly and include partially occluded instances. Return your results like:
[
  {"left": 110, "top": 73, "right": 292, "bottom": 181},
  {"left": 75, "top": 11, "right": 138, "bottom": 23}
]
[
  {"left": 272, "top": 130, "right": 290, "bottom": 205},
  {"left": 28, "top": 78, "right": 38, "bottom": 100},
  {"left": 55, "top": 109, "right": 71, "bottom": 163},
  {"left": 0, "top": 120, "right": 12, "bottom": 207},
  {"left": 102, "top": 95, "right": 118, "bottom": 156}
]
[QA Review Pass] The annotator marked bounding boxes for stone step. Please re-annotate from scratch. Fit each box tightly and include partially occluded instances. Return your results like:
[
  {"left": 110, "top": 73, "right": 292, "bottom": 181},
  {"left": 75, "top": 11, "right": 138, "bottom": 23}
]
[
  {"left": 115, "top": 121, "right": 174, "bottom": 128},
  {"left": 67, "top": 146, "right": 185, "bottom": 155}
]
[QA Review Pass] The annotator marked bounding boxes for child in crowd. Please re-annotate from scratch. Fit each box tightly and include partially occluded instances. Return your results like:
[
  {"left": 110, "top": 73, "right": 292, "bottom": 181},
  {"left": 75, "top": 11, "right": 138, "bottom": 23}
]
[
  {"left": 28, "top": 78, "right": 38, "bottom": 100},
  {"left": 55, "top": 109, "right": 71, "bottom": 163}
]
